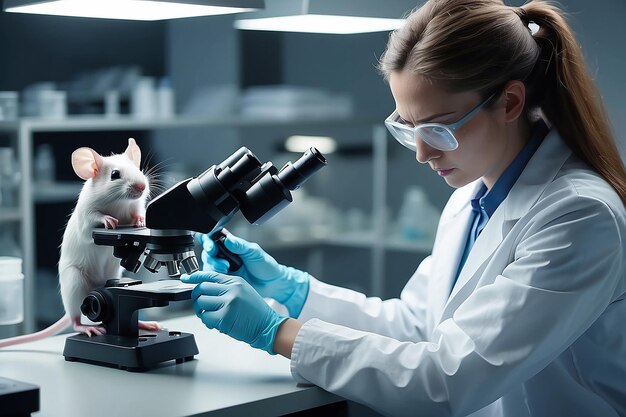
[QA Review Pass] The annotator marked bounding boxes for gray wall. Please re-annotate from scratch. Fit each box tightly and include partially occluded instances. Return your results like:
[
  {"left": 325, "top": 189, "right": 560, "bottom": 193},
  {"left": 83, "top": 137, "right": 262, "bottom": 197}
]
[
  {"left": 151, "top": 15, "right": 241, "bottom": 176},
  {"left": 566, "top": 0, "right": 626, "bottom": 151},
  {"left": 0, "top": 13, "right": 165, "bottom": 90}
]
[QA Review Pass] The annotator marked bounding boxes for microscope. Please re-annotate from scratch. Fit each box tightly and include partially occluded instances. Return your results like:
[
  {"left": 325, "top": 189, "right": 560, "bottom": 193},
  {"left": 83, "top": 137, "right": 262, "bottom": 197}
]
[{"left": 62, "top": 146, "right": 327, "bottom": 371}]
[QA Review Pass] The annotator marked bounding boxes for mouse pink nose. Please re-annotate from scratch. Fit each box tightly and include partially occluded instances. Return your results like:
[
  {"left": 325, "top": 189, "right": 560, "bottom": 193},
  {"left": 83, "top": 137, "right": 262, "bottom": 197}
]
[{"left": 134, "top": 182, "right": 146, "bottom": 192}]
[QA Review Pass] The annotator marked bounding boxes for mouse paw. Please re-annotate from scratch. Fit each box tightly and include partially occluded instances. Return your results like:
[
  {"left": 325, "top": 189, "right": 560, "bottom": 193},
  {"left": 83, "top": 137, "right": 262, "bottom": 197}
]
[
  {"left": 102, "top": 215, "right": 119, "bottom": 229},
  {"left": 139, "top": 320, "right": 161, "bottom": 331},
  {"left": 132, "top": 214, "right": 146, "bottom": 228},
  {"left": 74, "top": 324, "right": 107, "bottom": 337}
]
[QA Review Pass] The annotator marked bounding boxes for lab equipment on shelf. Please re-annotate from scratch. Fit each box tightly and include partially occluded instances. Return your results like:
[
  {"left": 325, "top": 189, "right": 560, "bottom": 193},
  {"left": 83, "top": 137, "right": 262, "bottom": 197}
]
[
  {"left": 156, "top": 77, "right": 175, "bottom": 118},
  {"left": 258, "top": 188, "right": 342, "bottom": 241},
  {"left": 104, "top": 90, "right": 121, "bottom": 117},
  {"left": 395, "top": 186, "right": 440, "bottom": 241},
  {"left": 0, "top": 148, "right": 20, "bottom": 207},
  {"left": 0, "top": 226, "right": 20, "bottom": 257},
  {"left": 130, "top": 76, "right": 176, "bottom": 119},
  {"left": 130, "top": 76, "right": 156, "bottom": 119},
  {"left": 21, "top": 83, "right": 67, "bottom": 119},
  {"left": 0, "top": 91, "right": 18, "bottom": 121},
  {"left": 34, "top": 144, "right": 56, "bottom": 184},
  {"left": 240, "top": 85, "right": 354, "bottom": 120},
  {"left": 0, "top": 256, "right": 24, "bottom": 325}
]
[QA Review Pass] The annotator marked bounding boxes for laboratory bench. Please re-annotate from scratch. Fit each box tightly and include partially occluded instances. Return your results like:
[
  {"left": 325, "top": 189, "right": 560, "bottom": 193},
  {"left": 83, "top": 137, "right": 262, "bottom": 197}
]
[{"left": 0, "top": 315, "right": 346, "bottom": 417}]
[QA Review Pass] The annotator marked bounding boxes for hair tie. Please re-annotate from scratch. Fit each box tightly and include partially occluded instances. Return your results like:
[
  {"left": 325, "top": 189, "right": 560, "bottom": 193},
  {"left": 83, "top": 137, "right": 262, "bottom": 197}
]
[{"left": 516, "top": 7, "right": 530, "bottom": 26}]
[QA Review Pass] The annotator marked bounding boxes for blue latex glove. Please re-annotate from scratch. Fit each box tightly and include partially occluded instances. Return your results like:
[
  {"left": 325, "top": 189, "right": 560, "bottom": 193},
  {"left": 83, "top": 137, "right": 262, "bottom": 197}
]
[
  {"left": 199, "top": 232, "right": 310, "bottom": 318},
  {"left": 181, "top": 271, "right": 288, "bottom": 355}
]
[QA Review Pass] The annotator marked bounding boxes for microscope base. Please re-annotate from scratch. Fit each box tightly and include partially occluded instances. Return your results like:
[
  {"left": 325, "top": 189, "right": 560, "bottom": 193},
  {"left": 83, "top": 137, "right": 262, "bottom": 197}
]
[{"left": 63, "top": 329, "right": 199, "bottom": 372}]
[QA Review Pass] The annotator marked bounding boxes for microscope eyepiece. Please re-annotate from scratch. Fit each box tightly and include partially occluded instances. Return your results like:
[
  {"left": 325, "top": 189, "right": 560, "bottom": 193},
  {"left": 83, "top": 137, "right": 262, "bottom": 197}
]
[
  {"left": 277, "top": 147, "right": 327, "bottom": 191},
  {"left": 238, "top": 147, "right": 327, "bottom": 225},
  {"left": 129, "top": 146, "right": 327, "bottom": 274}
]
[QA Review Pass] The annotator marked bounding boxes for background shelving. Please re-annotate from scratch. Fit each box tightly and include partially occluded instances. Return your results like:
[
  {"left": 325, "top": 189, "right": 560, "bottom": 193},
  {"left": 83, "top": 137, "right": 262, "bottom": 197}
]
[
  {"left": 0, "top": 208, "right": 21, "bottom": 222},
  {"left": 0, "top": 115, "right": 433, "bottom": 333}
]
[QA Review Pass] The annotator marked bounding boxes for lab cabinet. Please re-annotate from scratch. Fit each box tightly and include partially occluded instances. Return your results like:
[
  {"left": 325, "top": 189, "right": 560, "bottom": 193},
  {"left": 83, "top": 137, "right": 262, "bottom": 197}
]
[{"left": 0, "top": 116, "right": 434, "bottom": 333}]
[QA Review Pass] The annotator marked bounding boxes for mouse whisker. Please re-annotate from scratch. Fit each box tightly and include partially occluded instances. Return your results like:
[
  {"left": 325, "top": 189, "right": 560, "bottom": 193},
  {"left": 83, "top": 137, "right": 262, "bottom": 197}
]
[
  {"left": 142, "top": 150, "right": 158, "bottom": 168},
  {"left": 147, "top": 185, "right": 168, "bottom": 200},
  {"left": 143, "top": 158, "right": 173, "bottom": 178}
]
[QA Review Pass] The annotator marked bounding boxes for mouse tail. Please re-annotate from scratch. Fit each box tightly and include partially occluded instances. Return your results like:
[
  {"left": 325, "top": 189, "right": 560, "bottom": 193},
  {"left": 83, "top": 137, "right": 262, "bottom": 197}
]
[{"left": 0, "top": 315, "right": 71, "bottom": 348}]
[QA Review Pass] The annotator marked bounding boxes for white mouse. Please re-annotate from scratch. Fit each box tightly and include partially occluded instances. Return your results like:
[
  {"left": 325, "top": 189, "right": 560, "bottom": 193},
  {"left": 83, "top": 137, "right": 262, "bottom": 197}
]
[{"left": 0, "top": 138, "right": 159, "bottom": 348}]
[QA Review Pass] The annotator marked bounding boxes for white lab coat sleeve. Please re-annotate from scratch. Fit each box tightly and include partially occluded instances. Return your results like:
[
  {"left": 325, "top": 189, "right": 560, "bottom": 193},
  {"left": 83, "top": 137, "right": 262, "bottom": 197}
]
[
  {"left": 296, "top": 256, "right": 432, "bottom": 342},
  {"left": 290, "top": 196, "right": 624, "bottom": 417}
]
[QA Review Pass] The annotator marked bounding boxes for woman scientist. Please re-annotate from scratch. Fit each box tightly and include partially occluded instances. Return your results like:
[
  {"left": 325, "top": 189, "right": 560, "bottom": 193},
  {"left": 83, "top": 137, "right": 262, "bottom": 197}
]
[{"left": 181, "top": 0, "right": 626, "bottom": 415}]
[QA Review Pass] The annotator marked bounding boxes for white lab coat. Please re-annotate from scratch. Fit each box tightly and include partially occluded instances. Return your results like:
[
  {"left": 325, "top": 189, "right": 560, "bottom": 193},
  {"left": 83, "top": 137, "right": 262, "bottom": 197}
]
[{"left": 289, "top": 129, "right": 626, "bottom": 417}]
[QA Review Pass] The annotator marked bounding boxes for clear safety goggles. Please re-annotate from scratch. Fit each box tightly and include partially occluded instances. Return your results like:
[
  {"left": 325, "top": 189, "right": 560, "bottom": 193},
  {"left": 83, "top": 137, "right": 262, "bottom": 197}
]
[{"left": 384, "top": 91, "right": 498, "bottom": 152}]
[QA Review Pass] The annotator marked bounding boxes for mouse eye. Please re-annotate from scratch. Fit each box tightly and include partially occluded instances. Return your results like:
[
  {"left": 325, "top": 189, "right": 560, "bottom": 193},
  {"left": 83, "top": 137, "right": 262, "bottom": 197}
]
[{"left": 110, "top": 170, "right": 121, "bottom": 180}]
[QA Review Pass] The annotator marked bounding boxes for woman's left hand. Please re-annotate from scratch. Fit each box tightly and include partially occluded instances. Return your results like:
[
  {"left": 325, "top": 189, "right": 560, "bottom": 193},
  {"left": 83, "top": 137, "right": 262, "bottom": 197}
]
[{"left": 181, "top": 271, "right": 288, "bottom": 354}]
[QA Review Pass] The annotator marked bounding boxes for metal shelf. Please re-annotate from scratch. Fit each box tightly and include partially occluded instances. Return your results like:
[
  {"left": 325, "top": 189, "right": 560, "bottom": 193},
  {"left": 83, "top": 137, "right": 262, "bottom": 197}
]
[
  {"left": 0, "top": 115, "right": 376, "bottom": 133},
  {"left": 0, "top": 208, "right": 22, "bottom": 222},
  {"left": 33, "top": 181, "right": 82, "bottom": 204},
  {"left": 380, "top": 236, "right": 434, "bottom": 253},
  {"left": 255, "top": 231, "right": 433, "bottom": 253}
]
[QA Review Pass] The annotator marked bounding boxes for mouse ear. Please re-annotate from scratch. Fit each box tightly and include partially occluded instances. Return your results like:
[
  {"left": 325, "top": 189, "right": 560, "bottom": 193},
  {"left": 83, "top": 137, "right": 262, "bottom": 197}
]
[
  {"left": 71, "top": 147, "right": 104, "bottom": 180},
  {"left": 125, "top": 138, "right": 141, "bottom": 168}
]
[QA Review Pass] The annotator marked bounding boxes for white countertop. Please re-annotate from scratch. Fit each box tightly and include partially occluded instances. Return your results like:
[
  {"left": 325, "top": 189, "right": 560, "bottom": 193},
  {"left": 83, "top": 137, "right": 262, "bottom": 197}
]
[{"left": 0, "top": 315, "right": 343, "bottom": 417}]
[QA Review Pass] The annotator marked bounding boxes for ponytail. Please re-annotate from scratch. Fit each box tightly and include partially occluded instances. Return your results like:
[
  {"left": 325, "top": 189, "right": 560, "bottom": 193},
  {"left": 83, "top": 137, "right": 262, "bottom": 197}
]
[{"left": 522, "top": 1, "right": 626, "bottom": 205}]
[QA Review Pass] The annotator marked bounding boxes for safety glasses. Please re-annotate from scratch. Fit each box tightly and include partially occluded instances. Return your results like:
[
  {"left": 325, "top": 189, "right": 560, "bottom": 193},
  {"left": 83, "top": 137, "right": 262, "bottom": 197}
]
[{"left": 384, "top": 91, "right": 498, "bottom": 152}]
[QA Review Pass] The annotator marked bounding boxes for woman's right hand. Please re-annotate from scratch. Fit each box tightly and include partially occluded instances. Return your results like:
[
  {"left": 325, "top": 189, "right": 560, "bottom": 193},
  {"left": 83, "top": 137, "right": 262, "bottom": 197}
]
[{"left": 198, "top": 231, "right": 310, "bottom": 318}]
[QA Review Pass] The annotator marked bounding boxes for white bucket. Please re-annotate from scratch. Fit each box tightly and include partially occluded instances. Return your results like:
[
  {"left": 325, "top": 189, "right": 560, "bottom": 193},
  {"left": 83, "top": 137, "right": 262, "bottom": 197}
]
[{"left": 0, "top": 256, "right": 24, "bottom": 325}]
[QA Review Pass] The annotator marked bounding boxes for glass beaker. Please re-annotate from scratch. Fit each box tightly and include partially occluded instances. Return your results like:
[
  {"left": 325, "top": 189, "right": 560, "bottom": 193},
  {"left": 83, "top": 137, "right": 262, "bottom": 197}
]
[
  {"left": 0, "top": 91, "right": 18, "bottom": 121},
  {"left": 0, "top": 256, "right": 24, "bottom": 325},
  {"left": 0, "top": 148, "right": 19, "bottom": 207}
]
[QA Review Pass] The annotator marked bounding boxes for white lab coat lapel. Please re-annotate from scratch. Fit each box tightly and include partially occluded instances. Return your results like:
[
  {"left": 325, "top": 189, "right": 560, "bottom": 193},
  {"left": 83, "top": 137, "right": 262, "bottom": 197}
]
[
  {"left": 428, "top": 181, "right": 482, "bottom": 328},
  {"left": 440, "top": 129, "right": 573, "bottom": 319},
  {"left": 447, "top": 202, "right": 509, "bottom": 301}
]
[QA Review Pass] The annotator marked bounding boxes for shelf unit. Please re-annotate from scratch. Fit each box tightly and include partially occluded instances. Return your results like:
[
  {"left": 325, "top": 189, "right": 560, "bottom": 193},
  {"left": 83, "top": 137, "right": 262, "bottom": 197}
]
[
  {"left": 0, "top": 115, "right": 433, "bottom": 332},
  {"left": 0, "top": 208, "right": 21, "bottom": 222},
  {"left": 32, "top": 181, "right": 83, "bottom": 203}
]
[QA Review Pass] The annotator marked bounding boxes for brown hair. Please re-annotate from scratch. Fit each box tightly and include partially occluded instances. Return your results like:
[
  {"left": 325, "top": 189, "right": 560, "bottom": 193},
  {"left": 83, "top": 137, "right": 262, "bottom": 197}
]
[{"left": 379, "top": 0, "right": 626, "bottom": 205}]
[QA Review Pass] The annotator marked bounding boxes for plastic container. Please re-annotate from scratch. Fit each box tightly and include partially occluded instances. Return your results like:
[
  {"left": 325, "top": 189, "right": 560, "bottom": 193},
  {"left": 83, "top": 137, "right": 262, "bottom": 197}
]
[
  {"left": 0, "top": 256, "right": 24, "bottom": 325},
  {"left": 156, "top": 77, "right": 175, "bottom": 118},
  {"left": 0, "top": 226, "right": 20, "bottom": 257},
  {"left": 396, "top": 186, "right": 440, "bottom": 241},
  {"left": 34, "top": 144, "right": 56, "bottom": 184},
  {"left": 104, "top": 90, "right": 120, "bottom": 117},
  {"left": 37, "top": 90, "right": 67, "bottom": 119},
  {"left": 0, "top": 91, "right": 18, "bottom": 121},
  {"left": 131, "top": 76, "right": 156, "bottom": 119},
  {"left": 0, "top": 147, "right": 19, "bottom": 207}
]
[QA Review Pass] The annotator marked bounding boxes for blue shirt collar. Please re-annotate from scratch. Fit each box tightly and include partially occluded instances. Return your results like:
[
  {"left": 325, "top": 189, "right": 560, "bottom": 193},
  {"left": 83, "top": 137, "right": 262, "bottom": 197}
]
[{"left": 471, "top": 120, "right": 549, "bottom": 217}]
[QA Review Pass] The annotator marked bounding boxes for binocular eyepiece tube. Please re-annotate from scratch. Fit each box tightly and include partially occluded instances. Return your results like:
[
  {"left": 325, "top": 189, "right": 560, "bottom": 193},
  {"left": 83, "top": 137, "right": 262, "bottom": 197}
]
[{"left": 277, "top": 147, "right": 327, "bottom": 191}]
